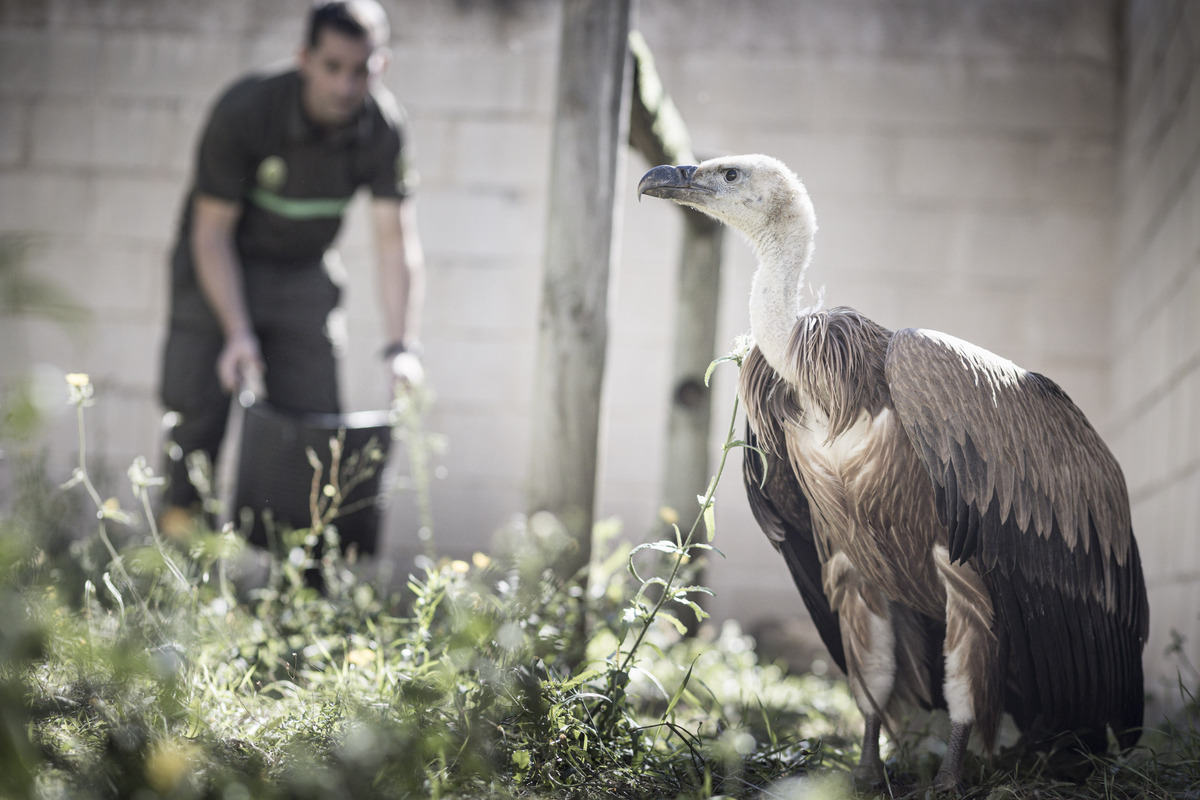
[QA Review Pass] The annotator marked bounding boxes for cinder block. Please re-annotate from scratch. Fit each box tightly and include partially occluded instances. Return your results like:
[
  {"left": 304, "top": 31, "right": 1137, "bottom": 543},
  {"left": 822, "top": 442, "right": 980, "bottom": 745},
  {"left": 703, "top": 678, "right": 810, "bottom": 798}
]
[
  {"left": 0, "top": 30, "right": 50, "bottom": 96},
  {"left": 417, "top": 187, "right": 544, "bottom": 258},
  {"left": 610, "top": 266, "right": 675, "bottom": 342},
  {"left": 241, "top": 32, "right": 300, "bottom": 69},
  {"left": 0, "top": 171, "right": 91, "bottom": 236},
  {"left": 896, "top": 135, "right": 1040, "bottom": 204},
  {"left": 601, "top": 410, "right": 666, "bottom": 488},
  {"left": 965, "top": 60, "right": 1114, "bottom": 135},
  {"left": 391, "top": 46, "right": 555, "bottom": 116},
  {"left": 404, "top": 116, "right": 450, "bottom": 185},
  {"left": 422, "top": 258, "right": 540, "bottom": 337},
  {"left": 95, "top": 100, "right": 178, "bottom": 170},
  {"left": 45, "top": 31, "right": 104, "bottom": 99},
  {"left": 747, "top": 131, "right": 892, "bottom": 199},
  {"left": 1165, "top": 380, "right": 1195, "bottom": 479},
  {"left": 815, "top": 199, "right": 956, "bottom": 281},
  {"left": 99, "top": 33, "right": 242, "bottom": 101},
  {"left": 419, "top": 483, "right": 525, "bottom": 553},
  {"left": 77, "top": 318, "right": 162, "bottom": 391},
  {"left": 960, "top": 208, "right": 1111, "bottom": 291},
  {"left": 85, "top": 242, "right": 166, "bottom": 316},
  {"left": 8, "top": 317, "right": 84, "bottom": 379},
  {"left": 449, "top": 118, "right": 551, "bottom": 191},
  {"left": 1189, "top": 369, "right": 1200, "bottom": 476},
  {"left": 1029, "top": 287, "right": 1111, "bottom": 362},
  {"left": 426, "top": 335, "right": 535, "bottom": 409},
  {"left": 163, "top": 100, "right": 209, "bottom": 176},
  {"left": 602, "top": 347, "right": 672, "bottom": 415},
  {"left": 1165, "top": 268, "right": 1200, "bottom": 375},
  {"left": 88, "top": 388, "right": 161, "bottom": 475},
  {"left": 0, "top": 101, "right": 28, "bottom": 165},
  {"left": 1037, "top": 136, "right": 1116, "bottom": 211},
  {"left": 88, "top": 176, "right": 179, "bottom": 244},
  {"left": 30, "top": 99, "right": 96, "bottom": 168},
  {"left": 435, "top": 409, "right": 531, "bottom": 483}
]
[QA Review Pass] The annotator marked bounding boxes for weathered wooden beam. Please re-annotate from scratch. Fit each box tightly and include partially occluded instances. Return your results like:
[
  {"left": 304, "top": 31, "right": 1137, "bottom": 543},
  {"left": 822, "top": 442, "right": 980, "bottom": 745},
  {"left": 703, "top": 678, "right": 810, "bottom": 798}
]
[
  {"left": 628, "top": 30, "right": 725, "bottom": 548},
  {"left": 527, "top": 0, "right": 633, "bottom": 584}
]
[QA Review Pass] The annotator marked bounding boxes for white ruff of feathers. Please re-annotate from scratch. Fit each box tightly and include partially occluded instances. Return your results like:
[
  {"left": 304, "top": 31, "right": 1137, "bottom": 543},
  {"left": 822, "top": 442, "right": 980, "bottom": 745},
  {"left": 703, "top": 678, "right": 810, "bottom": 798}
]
[{"left": 739, "top": 169, "right": 822, "bottom": 382}]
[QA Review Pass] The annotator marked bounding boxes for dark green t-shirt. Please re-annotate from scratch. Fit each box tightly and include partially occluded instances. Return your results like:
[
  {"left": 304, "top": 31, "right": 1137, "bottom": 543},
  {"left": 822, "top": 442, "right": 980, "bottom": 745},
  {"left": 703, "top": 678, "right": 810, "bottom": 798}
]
[{"left": 169, "top": 67, "right": 414, "bottom": 322}]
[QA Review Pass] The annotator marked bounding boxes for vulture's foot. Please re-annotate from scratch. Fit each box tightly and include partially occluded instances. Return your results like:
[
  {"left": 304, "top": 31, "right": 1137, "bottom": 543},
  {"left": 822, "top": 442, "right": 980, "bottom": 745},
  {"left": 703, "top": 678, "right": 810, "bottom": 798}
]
[
  {"left": 850, "top": 760, "right": 887, "bottom": 794},
  {"left": 928, "top": 774, "right": 964, "bottom": 796},
  {"left": 929, "top": 720, "right": 971, "bottom": 796},
  {"left": 852, "top": 713, "right": 887, "bottom": 793}
]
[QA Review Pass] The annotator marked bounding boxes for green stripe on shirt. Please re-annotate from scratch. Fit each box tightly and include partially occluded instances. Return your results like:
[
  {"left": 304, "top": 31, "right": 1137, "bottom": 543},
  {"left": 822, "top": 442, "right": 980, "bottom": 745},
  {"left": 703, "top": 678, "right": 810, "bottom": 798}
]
[{"left": 249, "top": 187, "right": 353, "bottom": 219}]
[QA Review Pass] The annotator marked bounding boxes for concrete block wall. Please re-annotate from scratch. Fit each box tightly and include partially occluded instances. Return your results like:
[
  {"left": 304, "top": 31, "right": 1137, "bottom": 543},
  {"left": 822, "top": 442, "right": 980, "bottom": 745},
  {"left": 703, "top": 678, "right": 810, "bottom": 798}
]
[
  {"left": 1113, "top": 0, "right": 1200, "bottom": 711},
  {"left": 3, "top": 0, "right": 1191, "bottom": 714}
]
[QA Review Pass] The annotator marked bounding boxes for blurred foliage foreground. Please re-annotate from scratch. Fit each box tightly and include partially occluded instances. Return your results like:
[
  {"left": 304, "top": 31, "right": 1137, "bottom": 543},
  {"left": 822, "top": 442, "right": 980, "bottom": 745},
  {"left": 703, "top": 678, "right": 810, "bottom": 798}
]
[
  {"left": 1, "top": 372, "right": 1199, "bottom": 800},
  {"left": 0, "top": 372, "right": 860, "bottom": 800}
]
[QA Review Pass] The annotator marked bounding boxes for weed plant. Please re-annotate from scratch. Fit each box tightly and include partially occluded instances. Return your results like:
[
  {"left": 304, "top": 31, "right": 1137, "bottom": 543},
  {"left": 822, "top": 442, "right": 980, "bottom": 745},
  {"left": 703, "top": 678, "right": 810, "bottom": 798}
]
[{"left": 0, "top": 364, "right": 1198, "bottom": 800}]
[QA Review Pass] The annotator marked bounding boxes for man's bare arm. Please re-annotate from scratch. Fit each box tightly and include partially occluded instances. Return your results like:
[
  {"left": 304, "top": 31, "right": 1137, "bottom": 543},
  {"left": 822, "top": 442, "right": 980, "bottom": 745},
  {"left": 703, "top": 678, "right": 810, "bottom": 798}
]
[
  {"left": 373, "top": 196, "right": 425, "bottom": 387},
  {"left": 191, "top": 194, "right": 263, "bottom": 393}
]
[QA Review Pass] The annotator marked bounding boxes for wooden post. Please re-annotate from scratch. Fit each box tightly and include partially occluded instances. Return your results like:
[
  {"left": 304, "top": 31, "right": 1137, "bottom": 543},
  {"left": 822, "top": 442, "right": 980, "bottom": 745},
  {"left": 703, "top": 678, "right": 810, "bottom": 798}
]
[
  {"left": 657, "top": 216, "right": 723, "bottom": 540},
  {"left": 527, "top": 0, "right": 633, "bottom": 584}
]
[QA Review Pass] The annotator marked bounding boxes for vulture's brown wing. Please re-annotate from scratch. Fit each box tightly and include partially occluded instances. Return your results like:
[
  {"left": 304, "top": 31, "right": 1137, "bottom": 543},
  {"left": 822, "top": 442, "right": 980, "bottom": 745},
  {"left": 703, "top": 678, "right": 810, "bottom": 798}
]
[
  {"left": 884, "top": 327, "right": 1148, "bottom": 752},
  {"left": 743, "top": 424, "right": 847, "bottom": 675}
]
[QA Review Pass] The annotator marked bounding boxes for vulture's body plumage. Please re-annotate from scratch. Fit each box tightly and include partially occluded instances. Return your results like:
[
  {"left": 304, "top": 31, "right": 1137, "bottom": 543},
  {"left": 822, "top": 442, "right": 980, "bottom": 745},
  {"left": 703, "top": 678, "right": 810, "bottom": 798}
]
[{"left": 638, "top": 154, "right": 1148, "bottom": 791}]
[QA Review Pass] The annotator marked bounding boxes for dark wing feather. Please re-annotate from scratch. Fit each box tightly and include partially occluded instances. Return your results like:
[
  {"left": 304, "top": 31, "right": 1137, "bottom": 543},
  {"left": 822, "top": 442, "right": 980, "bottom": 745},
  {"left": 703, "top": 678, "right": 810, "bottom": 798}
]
[
  {"left": 885, "top": 328, "right": 1148, "bottom": 750},
  {"left": 743, "top": 424, "right": 847, "bottom": 675}
]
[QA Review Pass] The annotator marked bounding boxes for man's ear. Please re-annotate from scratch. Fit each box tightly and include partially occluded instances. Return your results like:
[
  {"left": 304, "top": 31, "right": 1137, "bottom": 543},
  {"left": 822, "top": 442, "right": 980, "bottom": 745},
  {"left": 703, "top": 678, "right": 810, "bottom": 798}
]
[{"left": 369, "top": 46, "right": 392, "bottom": 78}]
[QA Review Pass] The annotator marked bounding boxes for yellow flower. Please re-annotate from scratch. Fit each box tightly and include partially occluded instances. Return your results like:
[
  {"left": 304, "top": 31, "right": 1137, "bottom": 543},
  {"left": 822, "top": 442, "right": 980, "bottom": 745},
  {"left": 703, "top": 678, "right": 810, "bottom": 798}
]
[
  {"left": 65, "top": 373, "right": 94, "bottom": 405},
  {"left": 347, "top": 648, "right": 376, "bottom": 666},
  {"left": 450, "top": 559, "right": 470, "bottom": 574},
  {"left": 658, "top": 506, "right": 680, "bottom": 525},
  {"left": 471, "top": 552, "right": 492, "bottom": 570},
  {"left": 145, "top": 740, "right": 198, "bottom": 793}
]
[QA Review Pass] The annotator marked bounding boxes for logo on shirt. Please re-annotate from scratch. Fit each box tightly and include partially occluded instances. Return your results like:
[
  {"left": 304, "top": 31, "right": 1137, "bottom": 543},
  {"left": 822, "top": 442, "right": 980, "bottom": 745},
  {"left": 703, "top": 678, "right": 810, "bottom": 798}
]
[{"left": 257, "top": 156, "right": 287, "bottom": 192}]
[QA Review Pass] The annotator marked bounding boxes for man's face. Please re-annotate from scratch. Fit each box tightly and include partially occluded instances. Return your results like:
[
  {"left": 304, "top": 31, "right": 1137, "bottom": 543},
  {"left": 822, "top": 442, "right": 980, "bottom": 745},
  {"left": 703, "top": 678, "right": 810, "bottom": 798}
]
[{"left": 297, "top": 28, "right": 384, "bottom": 128}]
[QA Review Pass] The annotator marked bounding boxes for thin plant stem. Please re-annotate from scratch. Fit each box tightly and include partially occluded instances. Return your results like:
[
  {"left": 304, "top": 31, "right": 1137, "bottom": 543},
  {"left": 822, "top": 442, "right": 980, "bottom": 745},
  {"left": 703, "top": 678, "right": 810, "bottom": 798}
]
[{"left": 615, "top": 387, "right": 742, "bottom": 677}]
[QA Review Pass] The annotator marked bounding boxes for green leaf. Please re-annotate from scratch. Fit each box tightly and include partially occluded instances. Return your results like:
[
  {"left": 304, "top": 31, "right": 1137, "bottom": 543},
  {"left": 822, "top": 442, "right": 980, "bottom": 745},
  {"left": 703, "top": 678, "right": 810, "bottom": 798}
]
[
  {"left": 702, "top": 499, "right": 716, "bottom": 542},
  {"left": 561, "top": 666, "right": 606, "bottom": 693},
  {"left": 657, "top": 612, "right": 687, "bottom": 635},
  {"left": 661, "top": 657, "right": 698, "bottom": 722},
  {"left": 676, "top": 599, "right": 710, "bottom": 622},
  {"left": 630, "top": 540, "right": 683, "bottom": 556},
  {"left": 704, "top": 356, "right": 729, "bottom": 387}
]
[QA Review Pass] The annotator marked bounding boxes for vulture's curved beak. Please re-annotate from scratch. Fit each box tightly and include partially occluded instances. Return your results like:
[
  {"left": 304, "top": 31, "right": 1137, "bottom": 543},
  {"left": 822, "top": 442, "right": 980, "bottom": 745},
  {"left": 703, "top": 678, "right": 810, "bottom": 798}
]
[{"left": 637, "top": 164, "right": 700, "bottom": 200}]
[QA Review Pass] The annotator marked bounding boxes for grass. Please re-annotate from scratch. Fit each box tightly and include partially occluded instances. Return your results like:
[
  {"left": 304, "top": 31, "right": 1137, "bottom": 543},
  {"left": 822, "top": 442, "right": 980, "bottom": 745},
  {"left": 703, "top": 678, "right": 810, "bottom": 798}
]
[{"left": 0, "top": 370, "right": 1197, "bottom": 800}]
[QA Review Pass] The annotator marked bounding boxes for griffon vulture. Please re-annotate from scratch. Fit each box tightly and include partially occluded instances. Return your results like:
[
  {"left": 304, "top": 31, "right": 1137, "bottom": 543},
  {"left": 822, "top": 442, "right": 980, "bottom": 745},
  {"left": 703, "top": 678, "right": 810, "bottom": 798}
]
[{"left": 638, "top": 154, "right": 1148, "bottom": 791}]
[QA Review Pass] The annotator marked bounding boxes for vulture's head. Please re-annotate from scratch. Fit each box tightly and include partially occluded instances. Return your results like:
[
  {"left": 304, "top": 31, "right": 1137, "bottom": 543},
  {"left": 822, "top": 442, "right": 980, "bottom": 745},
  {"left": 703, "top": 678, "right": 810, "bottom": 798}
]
[{"left": 637, "top": 154, "right": 816, "bottom": 254}]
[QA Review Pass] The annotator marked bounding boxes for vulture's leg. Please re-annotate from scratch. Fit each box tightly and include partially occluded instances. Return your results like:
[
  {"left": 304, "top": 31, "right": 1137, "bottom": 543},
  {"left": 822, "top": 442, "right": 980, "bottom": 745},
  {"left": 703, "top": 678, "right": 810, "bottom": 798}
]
[
  {"left": 932, "top": 720, "right": 972, "bottom": 793},
  {"left": 827, "top": 555, "right": 896, "bottom": 789},
  {"left": 932, "top": 546, "right": 1000, "bottom": 792}
]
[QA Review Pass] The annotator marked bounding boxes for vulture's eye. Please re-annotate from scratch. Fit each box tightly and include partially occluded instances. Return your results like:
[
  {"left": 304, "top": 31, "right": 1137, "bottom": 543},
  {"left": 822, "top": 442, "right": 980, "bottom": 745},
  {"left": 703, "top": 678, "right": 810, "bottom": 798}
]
[{"left": 723, "top": 168, "right": 740, "bottom": 182}]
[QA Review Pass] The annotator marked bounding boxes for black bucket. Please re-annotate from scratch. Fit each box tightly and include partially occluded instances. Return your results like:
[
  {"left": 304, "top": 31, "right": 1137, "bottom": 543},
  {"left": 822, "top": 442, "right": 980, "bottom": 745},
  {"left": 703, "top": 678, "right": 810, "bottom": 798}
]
[{"left": 233, "top": 402, "right": 392, "bottom": 556}]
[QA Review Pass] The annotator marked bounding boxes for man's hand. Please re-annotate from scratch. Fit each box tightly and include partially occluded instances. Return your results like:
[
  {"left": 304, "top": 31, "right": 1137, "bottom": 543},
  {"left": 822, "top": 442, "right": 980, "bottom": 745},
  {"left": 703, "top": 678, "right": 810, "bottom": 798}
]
[
  {"left": 217, "top": 330, "right": 265, "bottom": 396},
  {"left": 389, "top": 350, "right": 425, "bottom": 395}
]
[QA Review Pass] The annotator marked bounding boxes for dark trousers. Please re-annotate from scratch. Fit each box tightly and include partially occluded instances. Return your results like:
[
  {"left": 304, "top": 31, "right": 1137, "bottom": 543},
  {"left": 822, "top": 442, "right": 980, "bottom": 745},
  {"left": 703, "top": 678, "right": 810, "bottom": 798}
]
[{"left": 159, "top": 261, "right": 343, "bottom": 509}]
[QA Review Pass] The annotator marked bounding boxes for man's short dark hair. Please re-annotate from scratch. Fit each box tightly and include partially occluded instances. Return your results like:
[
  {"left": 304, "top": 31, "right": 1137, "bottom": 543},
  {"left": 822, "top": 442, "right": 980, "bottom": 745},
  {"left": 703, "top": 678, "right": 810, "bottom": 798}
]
[{"left": 306, "top": 0, "right": 390, "bottom": 50}]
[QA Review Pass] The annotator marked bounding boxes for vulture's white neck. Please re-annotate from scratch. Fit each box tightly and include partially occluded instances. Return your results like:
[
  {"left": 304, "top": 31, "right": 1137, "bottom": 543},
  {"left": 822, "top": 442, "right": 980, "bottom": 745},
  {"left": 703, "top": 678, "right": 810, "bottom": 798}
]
[{"left": 744, "top": 193, "right": 818, "bottom": 380}]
